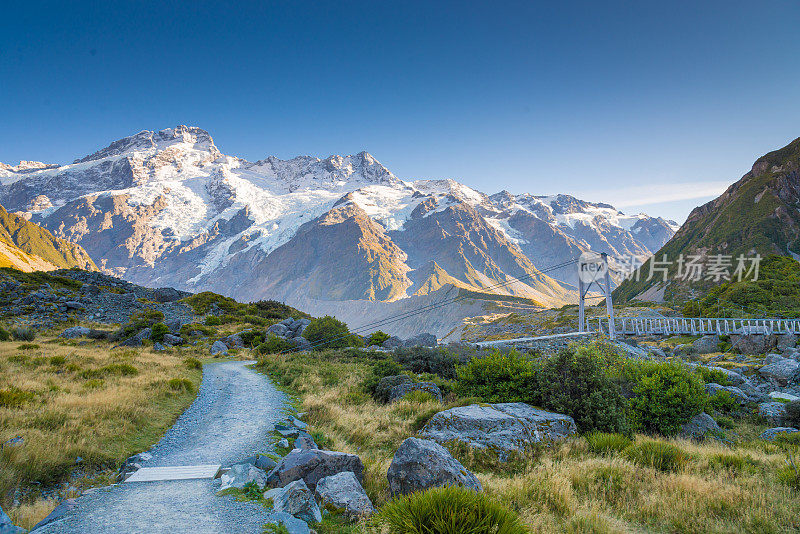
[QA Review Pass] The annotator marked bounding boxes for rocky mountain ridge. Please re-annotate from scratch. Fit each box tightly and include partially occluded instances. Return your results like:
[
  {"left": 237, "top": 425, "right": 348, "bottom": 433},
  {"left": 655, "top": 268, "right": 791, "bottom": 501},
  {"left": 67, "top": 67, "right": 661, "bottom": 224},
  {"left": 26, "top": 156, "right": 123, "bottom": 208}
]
[{"left": 0, "top": 126, "right": 676, "bottom": 331}]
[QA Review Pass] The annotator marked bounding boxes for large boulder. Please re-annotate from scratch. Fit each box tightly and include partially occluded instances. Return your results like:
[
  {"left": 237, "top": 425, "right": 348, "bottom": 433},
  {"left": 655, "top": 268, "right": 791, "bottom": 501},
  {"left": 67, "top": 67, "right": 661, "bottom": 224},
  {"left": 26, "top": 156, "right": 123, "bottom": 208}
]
[
  {"left": 679, "top": 412, "right": 720, "bottom": 440},
  {"left": 266, "top": 449, "right": 364, "bottom": 491},
  {"left": 692, "top": 335, "right": 720, "bottom": 354},
  {"left": 389, "top": 381, "right": 443, "bottom": 403},
  {"left": 759, "top": 357, "right": 799, "bottom": 386},
  {"left": 375, "top": 374, "right": 413, "bottom": 403},
  {"left": 387, "top": 437, "right": 481, "bottom": 496},
  {"left": 758, "top": 402, "right": 787, "bottom": 426},
  {"left": 221, "top": 333, "right": 244, "bottom": 349},
  {"left": 777, "top": 333, "right": 798, "bottom": 352},
  {"left": 242, "top": 454, "right": 278, "bottom": 473},
  {"left": 268, "top": 323, "right": 291, "bottom": 338},
  {"left": 731, "top": 334, "right": 776, "bottom": 355},
  {"left": 420, "top": 403, "right": 577, "bottom": 455},
  {"left": 152, "top": 287, "right": 186, "bottom": 303},
  {"left": 381, "top": 336, "right": 404, "bottom": 349},
  {"left": 219, "top": 463, "right": 268, "bottom": 492},
  {"left": 293, "top": 431, "right": 318, "bottom": 451},
  {"left": 0, "top": 504, "right": 25, "bottom": 534},
  {"left": 314, "top": 471, "right": 374, "bottom": 519},
  {"left": 403, "top": 333, "right": 437, "bottom": 348},
  {"left": 267, "top": 479, "right": 321, "bottom": 524},
  {"left": 262, "top": 512, "right": 311, "bottom": 534},
  {"left": 210, "top": 340, "right": 229, "bottom": 356},
  {"left": 162, "top": 333, "right": 184, "bottom": 346},
  {"left": 119, "top": 327, "right": 152, "bottom": 347},
  {"left": 59, "top": 326, "right": 90, "bottom": 339},
  {"left": 759, "top": 427, "right": 799, "bottom": 441}
]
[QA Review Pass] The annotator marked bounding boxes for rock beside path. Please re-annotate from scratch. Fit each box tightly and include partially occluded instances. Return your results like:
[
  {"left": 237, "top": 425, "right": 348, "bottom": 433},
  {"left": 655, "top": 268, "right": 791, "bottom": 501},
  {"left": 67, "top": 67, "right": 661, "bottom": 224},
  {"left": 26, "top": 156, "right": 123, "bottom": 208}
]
[
  {"left": 219, "top": 463, "right": 268, "bottom": 492},
  {"left": 420, "top": 402, "right": 576, "bottom": 454},
  {"left": 266, "top": 449, "right": 364, "bottom": 491},
  {"left": 314, "top": 471, "right": 374, "bottom": 519},
  {"left": 266, "top": 479, "right": 321, "bottom": 524},
  {"left": 387, "top": 437, "right": 481, "bottom": 496}
]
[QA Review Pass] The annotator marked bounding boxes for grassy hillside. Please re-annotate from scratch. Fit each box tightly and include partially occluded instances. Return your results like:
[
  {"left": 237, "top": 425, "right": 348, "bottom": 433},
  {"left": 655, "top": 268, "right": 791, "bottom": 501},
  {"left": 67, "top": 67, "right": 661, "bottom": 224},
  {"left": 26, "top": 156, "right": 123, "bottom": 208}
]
[
  {"left": 614, "top": 136, "right": 800, "bottom": 303},
  {"left": 0, "top": 205, "right": 96, "bottom": 271}
]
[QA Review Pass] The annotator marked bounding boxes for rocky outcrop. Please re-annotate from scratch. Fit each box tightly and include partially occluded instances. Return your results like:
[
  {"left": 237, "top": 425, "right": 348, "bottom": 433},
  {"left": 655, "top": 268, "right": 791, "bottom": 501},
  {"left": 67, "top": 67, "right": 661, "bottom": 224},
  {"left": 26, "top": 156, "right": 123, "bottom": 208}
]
[
  {"left": 314, "top": 471, "right": 374, "bottom": 518},
  {"left": 266, "top": 449, "right": 364, "bottom": 491},
  {"left": 265, "top": 479, "right": 321, "bottom": 524},
  {"left": 758, "top": 402, "right": 787, "bottom": 426},
  {"left": 759, "top": 427, "right": 799, "bottom": 441},
  {"left": 679, "top": 412, "right": 721, "bottom": 440},
  {"left": 219, "top": 463, "right": 268, "bottom": 492},
  {"left": 692, "top": 335, "right": 720, "bottom": 354},
  {"left": 387, "top": 437, "right": 481, "bottom": 496},
  {"left": 760, "top": 356, "right": 799, "bottom": 386},
  {"left": 389, "top": 381, "right": 443, "bottom": 403},
  {"left": 420, "top": 403, "right": 577, "bottom": 454}
]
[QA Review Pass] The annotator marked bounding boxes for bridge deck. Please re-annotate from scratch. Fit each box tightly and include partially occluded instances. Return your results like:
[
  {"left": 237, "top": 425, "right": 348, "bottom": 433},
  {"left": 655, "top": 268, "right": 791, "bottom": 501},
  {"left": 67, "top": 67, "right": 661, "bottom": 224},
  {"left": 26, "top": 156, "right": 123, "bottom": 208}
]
[{"left": 594, "top": 317, "right": 800, "bottom": 336}]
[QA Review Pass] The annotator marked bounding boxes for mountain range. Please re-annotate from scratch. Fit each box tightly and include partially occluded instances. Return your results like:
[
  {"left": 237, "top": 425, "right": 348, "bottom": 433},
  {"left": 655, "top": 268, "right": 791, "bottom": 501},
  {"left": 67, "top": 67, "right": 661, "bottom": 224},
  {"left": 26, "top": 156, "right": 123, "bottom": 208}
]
[
  {"left": 614, "top": 136, "right": 800, "bottom": 303},
  {"left": 0, "top": 126, "right": 676, "bottom": 334}
]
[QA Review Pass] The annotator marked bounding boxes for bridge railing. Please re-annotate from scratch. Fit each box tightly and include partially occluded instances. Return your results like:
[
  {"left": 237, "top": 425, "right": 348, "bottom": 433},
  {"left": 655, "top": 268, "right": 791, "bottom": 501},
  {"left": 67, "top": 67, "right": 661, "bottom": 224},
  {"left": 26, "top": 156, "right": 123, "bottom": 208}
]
[{"left": 594, "top": 317, "right": 800, "bottom": 336}]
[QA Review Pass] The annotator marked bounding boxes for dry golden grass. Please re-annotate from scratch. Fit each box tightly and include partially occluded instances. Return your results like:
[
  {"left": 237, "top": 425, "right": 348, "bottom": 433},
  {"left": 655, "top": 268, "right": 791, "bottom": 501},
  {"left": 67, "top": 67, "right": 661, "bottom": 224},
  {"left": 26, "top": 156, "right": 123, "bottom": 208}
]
[
  {"left": 0, "top": 337, "right": 202, "bottom": 529},
  {"left": 257, "top": 350, "right": 800, "bottom": 533}
]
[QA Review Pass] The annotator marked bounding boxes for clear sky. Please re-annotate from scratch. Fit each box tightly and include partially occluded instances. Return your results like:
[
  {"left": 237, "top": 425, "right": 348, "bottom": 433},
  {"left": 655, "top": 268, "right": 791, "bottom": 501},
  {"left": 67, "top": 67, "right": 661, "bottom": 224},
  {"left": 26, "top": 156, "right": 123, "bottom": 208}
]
[{"left": 2, "top": 1, "right": 799, "bottom": 223}]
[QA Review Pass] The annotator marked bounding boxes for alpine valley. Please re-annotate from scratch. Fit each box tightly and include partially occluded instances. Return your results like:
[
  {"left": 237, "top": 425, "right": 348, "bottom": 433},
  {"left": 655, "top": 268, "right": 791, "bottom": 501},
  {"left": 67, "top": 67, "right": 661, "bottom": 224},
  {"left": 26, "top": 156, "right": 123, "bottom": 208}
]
[{"left": 0, "top": 126, "right": 676, "bottom": 336}]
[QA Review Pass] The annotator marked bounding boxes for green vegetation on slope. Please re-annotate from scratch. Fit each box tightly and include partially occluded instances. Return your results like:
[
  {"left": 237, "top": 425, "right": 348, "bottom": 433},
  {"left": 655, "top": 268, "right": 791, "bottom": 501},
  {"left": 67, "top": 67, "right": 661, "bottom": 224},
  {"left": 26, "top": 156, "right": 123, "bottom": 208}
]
[{"left": 0, "top": 204, "right": 96, "bottom": 270}]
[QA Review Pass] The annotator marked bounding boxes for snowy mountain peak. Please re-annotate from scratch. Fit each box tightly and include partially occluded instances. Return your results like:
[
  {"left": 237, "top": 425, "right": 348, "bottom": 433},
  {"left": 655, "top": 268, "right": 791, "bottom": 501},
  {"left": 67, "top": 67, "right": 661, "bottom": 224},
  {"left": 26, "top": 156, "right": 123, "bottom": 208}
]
[{"left": 75, "top": 125, "right": 219, "bottom": 164}]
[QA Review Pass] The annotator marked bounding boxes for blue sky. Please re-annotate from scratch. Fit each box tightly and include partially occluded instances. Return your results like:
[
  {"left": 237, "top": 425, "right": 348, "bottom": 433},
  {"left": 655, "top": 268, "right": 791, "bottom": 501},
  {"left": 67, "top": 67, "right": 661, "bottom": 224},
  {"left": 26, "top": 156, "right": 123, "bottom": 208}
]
[{"left": 1, "top": 1, "right": 799, "bottom": 223}]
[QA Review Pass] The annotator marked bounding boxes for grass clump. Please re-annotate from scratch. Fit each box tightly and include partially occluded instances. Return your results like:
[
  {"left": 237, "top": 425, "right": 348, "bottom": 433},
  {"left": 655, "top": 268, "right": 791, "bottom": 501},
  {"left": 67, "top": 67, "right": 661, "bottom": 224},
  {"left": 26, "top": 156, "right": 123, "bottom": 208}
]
[
  {"left": 183, "top": 357, "right": 202, "bottom": 370},
  {"left": 377, "top": 485, "right": 528, "bottom": 534},
  {"left": 0, "top": 387, "right": 36, "bottom": 408},
  {"left": 11, "top": 327, "right": 35, "bottom": 342},
  {"left": 624, "top": 440, "right": 689, "bottom": 472},
  {"left": 585, "top": 432, "right": 632, "bottom": 455}
]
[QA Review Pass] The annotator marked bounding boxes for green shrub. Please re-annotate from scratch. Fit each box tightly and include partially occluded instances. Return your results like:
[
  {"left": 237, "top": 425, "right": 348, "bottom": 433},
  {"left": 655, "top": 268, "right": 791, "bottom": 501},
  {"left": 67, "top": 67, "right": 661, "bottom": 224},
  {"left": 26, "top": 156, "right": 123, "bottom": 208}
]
[
  {"left": 394, "top": 347, "right": 457, "bottom": 379},
  {"left": 533, "top": 345, "right": 629, "bottom": 434},
  {"left": 17, "top": 343, "right": 39, "bottom": 350},
  {"left": 205, "top": 315, "right": 223, "bottom": 326},
  {"left": 167, "top": 378, "right": 194, "bottom": 392},
  {"left": 11, "top": 326, "right": 35, "bottom": 341},
  {"left": 709, "top": 390, "right": 738, "bottom": 414},
  {"left": 0, "top": 327, "right": 10, "bottom": 341},
  {"left": 784, "top": 400, "right": 800, "bottom": 428},
  {"left": 49, "top": 355, "right": 67, "bottom": 366},
  {"left": 377, "top": 485, "right": 528, "bottom": 534},
  {"left": 183, "top": 357, "right": 202, "bottom": 370},
  {"left": 303, "top": 316, "right": 353, "bottom": 350},
  {"left": 694, "top": 367, "right": 730, "bottom": 386},
  {"left": 624, "top": 440, "right": 689, "bottom": 472},
  {"left": 239, "top": 330, "right": 265, "bottom": 348},
  {"left": 624, "top": 360, "right": 708, "bottom": 436},
  {"left": 0, "top": 387, "right": 35, "bottom": 407},
  {"left": 255, "top": 335, "right": 294, "bottom": 355},
  {"left": 180, "top": 323, "right": 216, "bottom": 338},
  {"left": 585, "top": 432, "right": 632, "bottom": 455},
  {"left": 367, "top": 330, "right": 391, "bottom": 347},
  {"left": 150, "top": 323, "right": 170, "bottom": 343},
  {"left": 456, "top": 350, "right": 535, "bottom": 403},
  {"left": 715, "top": 415, "right": 735, "bottom": 429},
  {"left": 363, "top": 359, "right": 405, "bottom": 400}
]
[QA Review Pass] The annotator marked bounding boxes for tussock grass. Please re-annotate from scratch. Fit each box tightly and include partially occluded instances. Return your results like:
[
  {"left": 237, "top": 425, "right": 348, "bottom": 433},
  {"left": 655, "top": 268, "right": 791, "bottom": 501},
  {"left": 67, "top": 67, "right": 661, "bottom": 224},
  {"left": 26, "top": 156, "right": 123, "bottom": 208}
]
[
  {"left": 0, "top": 337, "right": 202, "bottom": 528},
  {"left": 257, "top": 350, "right": 800, "bottom": 533}
]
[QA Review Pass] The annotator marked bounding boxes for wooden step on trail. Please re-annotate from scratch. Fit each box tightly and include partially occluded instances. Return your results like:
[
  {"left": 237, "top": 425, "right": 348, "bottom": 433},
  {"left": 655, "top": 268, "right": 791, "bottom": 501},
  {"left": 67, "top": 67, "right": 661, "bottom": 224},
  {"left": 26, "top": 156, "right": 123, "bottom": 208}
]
[{"left": 124, "top": 465, "right": 222, "bottom": 483}]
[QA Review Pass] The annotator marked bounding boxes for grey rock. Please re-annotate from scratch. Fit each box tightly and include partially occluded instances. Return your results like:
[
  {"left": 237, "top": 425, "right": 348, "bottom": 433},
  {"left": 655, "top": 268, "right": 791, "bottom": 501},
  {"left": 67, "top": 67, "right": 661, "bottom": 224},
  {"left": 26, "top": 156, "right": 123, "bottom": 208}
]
[
  {"left": 764, "top": 353, "right": 785, "bottom": 366},
  {"left": 420, "top": 403, "right": 577, "bottom": 455},
  {"left": 119, "top": 327, "right": 152, "bottom": 347},
  {"left": 692, "top": 335, "right": 720, "bottom": 354},
  {"left": 759, "top": 427, "right": 799, "bottom": 441},
  {"left": 291, "top": 337, "right": 312, "bottom": 351},
  {"left": 276, "top": 425, "right": 300, "bottom": 438},
  {"left": 240, "top": 454, "right": 278, "bottom": 473},
  {"left": 270, "top": 479, "right": 321, "bottom": 524},
  {"left": 0, "top": 504, "right": 23, "bottom": 533},
  {"left": 403, "top": 333, "right": 437, "bottom": 347},
  {"left": 64, "top": 301, "right": 83, "bottom": 310},
  {"left": 277, "top": 438, "right": 290, "bottom": 449},
  {"left": 731, "top": 334, "right": 776, "bottom": 355},
  {"left": 221, "top": 334, "right": 244, "bottom": 349},
  {"left": 758, "top": 402, "right": 787, "bottom": 426},
  {"left": 759, "top": 358, "right": 799, "bottom": 386},
  {"left": 218, "top": 462, "right": 268, "bottom": 491},
  {"left": 263, "top": 511, "right": 311, "bottom": 534},
  {"left": 375, "top": 374, "right": 413, "bottom": 403},
  {"left": 293, "top": 431, "right": 318, "bottom": 451},
  {"left": 679, "top": 412, "right": 721, "bottom": 440},
  {"left": 152, "top": 287, "right": 186, "bottom": 303},
  {"left": 289, "top": 416, "right": 308, "bottom": 430},
  {"left": 210, "top": 340, "right": 229, "bottom": 356},
  {"left": 59, "top": 326, "right": 91, "bottom": 339},
  {"left": 268, "top": 323, "right": 291, "bottom": 338},
  {"left": 315, "top": 471, "right": 374, "bottom": 518},
  {"left": 166, "top": 318, "right": 183, "bottom": 334},
  {"left": 381, "top": 336, "right": 404, "bottom": 349},
  {"left": 266, "top": 449, "right": 364, "bottom": 491},
  {"left": 769, "top": 391, "right": 800, "bottom": 402},
  {"left": 777, "top": 333, "right": 798, "bottom": 352},
  {"left": 387, "top": 437, "right": 481, "bottom": 496},
  {"left": 162, "top": 333, "right": 184, "bottom": 346},
  {"left": 152, "top": 342, "right": 167, "bottom": 352},
  {"left": 389, "top": 381, "right": 443, "bottom": 403}
]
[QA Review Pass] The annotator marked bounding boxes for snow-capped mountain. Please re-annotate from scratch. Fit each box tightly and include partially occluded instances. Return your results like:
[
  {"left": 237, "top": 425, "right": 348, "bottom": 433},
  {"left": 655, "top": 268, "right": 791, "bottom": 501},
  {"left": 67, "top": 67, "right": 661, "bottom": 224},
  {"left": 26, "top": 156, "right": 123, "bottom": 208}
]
[{"left": 0, "top": 126, "right": 676, "bottom": 334}]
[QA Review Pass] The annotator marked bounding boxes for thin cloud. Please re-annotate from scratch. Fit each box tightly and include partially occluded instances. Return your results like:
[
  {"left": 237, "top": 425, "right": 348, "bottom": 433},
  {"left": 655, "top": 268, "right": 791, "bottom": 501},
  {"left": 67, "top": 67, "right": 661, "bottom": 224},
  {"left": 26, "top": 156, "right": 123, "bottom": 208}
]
[{"left": 581, "top": 181, "right": 730, "bottom": 209}]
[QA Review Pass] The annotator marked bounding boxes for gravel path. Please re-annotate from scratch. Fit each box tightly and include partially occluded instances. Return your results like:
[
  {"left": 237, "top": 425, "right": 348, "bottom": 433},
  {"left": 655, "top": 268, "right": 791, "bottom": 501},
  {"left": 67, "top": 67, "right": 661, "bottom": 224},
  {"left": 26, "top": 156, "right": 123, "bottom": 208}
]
[{"left": 32, "top": 360, "right": 289, "bottom": 533}]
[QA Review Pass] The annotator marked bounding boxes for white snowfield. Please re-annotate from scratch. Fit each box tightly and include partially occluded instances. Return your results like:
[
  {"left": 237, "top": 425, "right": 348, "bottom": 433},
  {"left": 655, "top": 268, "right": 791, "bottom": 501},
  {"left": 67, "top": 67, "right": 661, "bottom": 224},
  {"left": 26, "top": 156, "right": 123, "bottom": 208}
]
[{"left": 0, "top": 125, "right": 675, "bottom": 294}]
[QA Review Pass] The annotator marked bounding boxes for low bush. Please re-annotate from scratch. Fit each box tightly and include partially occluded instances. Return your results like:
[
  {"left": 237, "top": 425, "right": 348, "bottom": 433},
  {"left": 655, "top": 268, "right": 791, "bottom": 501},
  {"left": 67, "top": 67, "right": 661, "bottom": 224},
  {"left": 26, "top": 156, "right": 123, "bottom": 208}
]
[
  {"left": 456, "top": 350, "right": 535, "bottom": 403},
  {"left": 167, "top": 378, "right": 194, "bottom": 392},
  {"left": 364, "top": 359, "right": 405, "bottom": 401},
  {"left": 303, "top": 316, "right": 353, "bottom": 350},
  {"left": 394, "top": 347, "right": 457, "bottom": 379},
  {"left": 183, "top": 357, "right": 202, "bottom": 370},
  {"left": 255, "top": 335, "right": 294, "bottom": 355},
  {"left": 367, "top": 330, "right": 390, "bottom": 347},
  {"left": 709, "top": 390, "right": 738, "bottom": 414},
  {"left": 0, "top": 327, "right": 10, "bottom": 341},
  {"left": 0, "top": 387, "right": 35, "bottom": 408},
  {"left": 204, "top": 315, "right": 223, "bottom": 326},
  {"left": 377, "top": 485, "right": 528, "bottom": 534},
  {"left": 694, "top": 366, "right": 730, "bottom": 386},
  {"left": 585, "top": 432, "right": 632, "bottom": 455},
  {"left": 783, "top": 400, "right": 800, "bottom": 428},
  {"left": 11, "top": 327, "right": 35, "bottom": 342},
  {"left": 150, "top": 323, "right": 170, "bottom": 343},
  {"left": 624, "top": 440, "right": 689, "bottom": 472},
  {"left": 624, "top": 360, "right": 708, "bottom": 436},
  {"left": 238, "top": 330, "right": 265, "bottom": 348}
]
